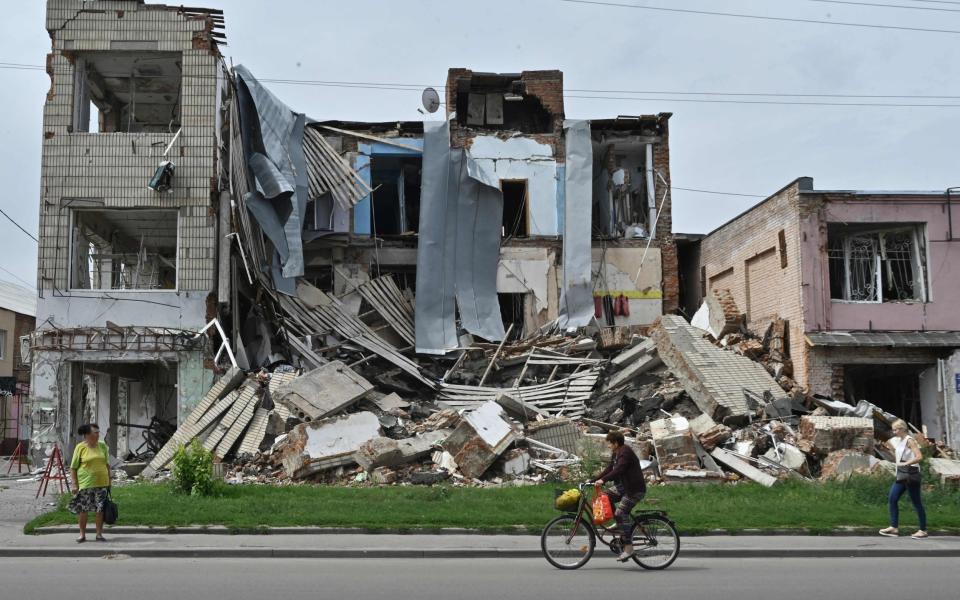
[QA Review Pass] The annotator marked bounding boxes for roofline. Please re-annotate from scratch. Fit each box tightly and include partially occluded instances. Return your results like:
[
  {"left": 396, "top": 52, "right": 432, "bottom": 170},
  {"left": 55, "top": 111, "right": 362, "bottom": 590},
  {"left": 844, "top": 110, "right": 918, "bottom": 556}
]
[
  {"left": 800, "top": 189, "right": 951, "bottom": 196},
  {"left": 700, "top": 176, "right": 813, "bottom": 238}
]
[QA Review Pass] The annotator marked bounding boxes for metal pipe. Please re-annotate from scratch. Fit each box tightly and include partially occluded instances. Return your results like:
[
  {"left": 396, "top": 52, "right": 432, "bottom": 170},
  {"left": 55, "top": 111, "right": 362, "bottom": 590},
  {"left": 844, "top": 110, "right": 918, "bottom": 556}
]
[{"left": 947, "top": 187, "right": 959, "bottom": 241}]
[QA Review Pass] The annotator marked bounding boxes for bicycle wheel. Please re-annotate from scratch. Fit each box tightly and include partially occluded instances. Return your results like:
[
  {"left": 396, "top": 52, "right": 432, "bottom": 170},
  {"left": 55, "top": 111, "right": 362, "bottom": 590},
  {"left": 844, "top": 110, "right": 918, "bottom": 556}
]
[
  {"left": 541, "top": 514, "right": 596, "bottom": 570},
  {"left": 630, "top": 516, "right": 680, "bottom": 570}
]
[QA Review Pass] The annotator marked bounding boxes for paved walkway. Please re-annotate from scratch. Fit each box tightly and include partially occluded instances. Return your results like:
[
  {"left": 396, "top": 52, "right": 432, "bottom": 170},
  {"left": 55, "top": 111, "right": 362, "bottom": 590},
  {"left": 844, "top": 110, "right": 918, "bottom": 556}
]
[{"left": 3, "top": 477, "right": 959, "bottom": 559}]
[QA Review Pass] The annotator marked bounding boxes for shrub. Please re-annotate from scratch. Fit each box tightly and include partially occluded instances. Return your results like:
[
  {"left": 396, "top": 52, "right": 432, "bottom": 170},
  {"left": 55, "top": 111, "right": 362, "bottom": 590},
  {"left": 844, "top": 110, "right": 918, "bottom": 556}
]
[{"left": 171, "top": 439, "right": 217, "bottom": 497}]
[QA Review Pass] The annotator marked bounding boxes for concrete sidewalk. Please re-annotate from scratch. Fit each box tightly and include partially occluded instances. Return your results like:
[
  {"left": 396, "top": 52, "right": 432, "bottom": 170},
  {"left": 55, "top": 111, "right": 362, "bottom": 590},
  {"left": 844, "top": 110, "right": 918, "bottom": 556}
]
[{"left": 3, "top": 531, "right": 959, "bottom": 559}]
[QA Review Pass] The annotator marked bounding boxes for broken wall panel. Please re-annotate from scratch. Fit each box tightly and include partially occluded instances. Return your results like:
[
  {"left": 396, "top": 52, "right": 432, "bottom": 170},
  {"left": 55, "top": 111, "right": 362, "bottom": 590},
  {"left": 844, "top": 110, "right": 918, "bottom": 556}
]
[{"left": 651, "top": 315, "right": 790, "bottom": 423}]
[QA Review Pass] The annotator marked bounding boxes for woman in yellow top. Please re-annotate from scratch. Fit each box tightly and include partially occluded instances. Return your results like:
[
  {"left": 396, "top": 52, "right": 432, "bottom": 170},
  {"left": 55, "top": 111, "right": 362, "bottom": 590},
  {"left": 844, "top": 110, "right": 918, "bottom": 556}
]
[{"left": 68, "top": 423, "right": 111, "bottom": 543}]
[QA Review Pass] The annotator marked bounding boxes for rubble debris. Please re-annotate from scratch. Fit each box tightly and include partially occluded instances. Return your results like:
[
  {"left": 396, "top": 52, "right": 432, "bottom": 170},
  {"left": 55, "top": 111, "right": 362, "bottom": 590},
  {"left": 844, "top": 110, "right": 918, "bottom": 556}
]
[
  {"left": 275, "top": 412, "right": 382, "bottom": 480},
  {"left": 442, "top": 402, "right": 518, "bottom": 479},
  {"left": 495, "top": 392, "right": 549, "bottom": 422},
  {"left": 651, "top": 315, "right": 790, "bottom": 424},
  {"left": 527, "top": 418, "right": 583, "bottom": 456},
  {"left": 762, "top": 443, "right": 807, "bottom": 474},
  {"left": 649, "top": 416, "right": 699, "bottom": 472},
  {"left": 798, "top": 416, "right": 874, "bottom": 457},
  {"left": 710, "top": 448, "right": 778, "bottom": 487},
  {"left": 365, "top": 392, "right": 411, "bottom": 413},
  {"left": 410, "top": 469, "right": 451, "bottom": 485},
  {"left": 602, "top": 339, "right": 663, "bottom": 392},
  {"left": 820, "top": 449, "right": 872, "bottom": 480},
  {"left": 354, "top": 430, "right": 451, "bottom": 471},
  {"left": 371, "top": 466, "right": 398, "bottom": 485},
  {"left": 929, "top": 458, "right": 960, "bottom": 486},
  {"left": 697, "top": 423, "right": 734, "bottom": 452},
  {"left": 273, "top": 360, "right": 374, "bottom": 421},
  {"left": 501, "top": 448, "right": 532, "bottom": 476}
]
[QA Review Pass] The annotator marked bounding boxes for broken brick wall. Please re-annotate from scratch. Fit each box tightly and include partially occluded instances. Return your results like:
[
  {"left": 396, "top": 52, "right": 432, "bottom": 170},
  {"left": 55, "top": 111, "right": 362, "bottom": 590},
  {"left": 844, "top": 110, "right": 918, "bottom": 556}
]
[
  {"left": 697, "top": 178, "right": 809, "bottom": 385},
  {"left": 38, "top": 1, "right": 224, "bottom": 301}
]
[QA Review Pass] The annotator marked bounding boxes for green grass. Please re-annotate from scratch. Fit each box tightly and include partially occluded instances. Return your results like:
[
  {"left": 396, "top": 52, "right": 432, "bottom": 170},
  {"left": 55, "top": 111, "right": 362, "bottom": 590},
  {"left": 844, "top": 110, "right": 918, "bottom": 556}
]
[{"left": 24, "top": 475, "right": 960, "bottom": 535}]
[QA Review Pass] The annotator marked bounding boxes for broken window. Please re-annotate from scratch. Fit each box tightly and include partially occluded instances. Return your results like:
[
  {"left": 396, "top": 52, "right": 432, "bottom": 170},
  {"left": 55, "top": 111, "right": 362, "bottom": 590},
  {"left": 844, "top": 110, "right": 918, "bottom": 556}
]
[
  {"left": 72, "top": 52, "right": 182, "bottom": 133},
  {"left": 454, "top": 74, "right": 552, "bottom": 133},
  {"left": 828, "top": 224, "right": 928, "bottom": 302},
  {"left": 591, "top": 141, "right": 650, "bottom": 239},
  {"left": 501, "top": 180, "right": 529, "bottom": 238},
  {"left": 369, "top": 158, "right": 421, "bottom": 236},
  {"left": 70, "top": 209, "right": 178, "bottom": 290}
]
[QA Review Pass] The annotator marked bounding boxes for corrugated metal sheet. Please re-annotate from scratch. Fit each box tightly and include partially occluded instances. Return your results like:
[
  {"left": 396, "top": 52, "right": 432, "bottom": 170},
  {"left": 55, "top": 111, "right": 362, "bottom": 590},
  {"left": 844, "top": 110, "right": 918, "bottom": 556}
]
[{"left": 806, "top": 331, "right": 960, "bottom": 348}]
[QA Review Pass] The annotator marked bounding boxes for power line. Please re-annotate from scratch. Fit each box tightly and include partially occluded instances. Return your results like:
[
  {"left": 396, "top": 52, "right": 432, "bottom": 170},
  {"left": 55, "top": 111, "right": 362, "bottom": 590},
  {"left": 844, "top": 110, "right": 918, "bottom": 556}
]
[
  {"left": 0, "top": 208, "right": 38, "bottom": 242},
  {"left": 672, "top": 186, "right": 766, "bottom": 198},
  {"left": 566, "top": 94, "right": 960, "bottom": 107},
  {"left": 0, "top": 265, "right": 35, "bottom": 290},
  {"left": 553, "top": 0, "right": 960, "bottom": 35},
  {"left": 809, "top": 0, "right": 960, "bottom": 11},
  {"left": 4, "top": 63, "right": 960, "bottom": 106}
]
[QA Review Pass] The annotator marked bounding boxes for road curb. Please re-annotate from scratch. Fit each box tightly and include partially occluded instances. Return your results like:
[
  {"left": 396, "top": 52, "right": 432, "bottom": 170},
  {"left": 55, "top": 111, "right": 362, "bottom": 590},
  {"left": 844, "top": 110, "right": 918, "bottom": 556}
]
[
  {"left": 3, "top": 547, "right": 959, "bottom": 559},
  {"left": 30, "top": 525, "right": 960, "bottom": 537}
]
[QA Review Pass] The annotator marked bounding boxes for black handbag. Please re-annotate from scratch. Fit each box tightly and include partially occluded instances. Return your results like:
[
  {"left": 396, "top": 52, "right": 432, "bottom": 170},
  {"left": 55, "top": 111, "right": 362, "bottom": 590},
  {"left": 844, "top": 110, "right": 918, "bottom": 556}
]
[
  {"left": 103, "top": 490, "right": 119, "bottom": 525},
  {"left": 896, "top": 465, "right": 921, "bottom": 485}
]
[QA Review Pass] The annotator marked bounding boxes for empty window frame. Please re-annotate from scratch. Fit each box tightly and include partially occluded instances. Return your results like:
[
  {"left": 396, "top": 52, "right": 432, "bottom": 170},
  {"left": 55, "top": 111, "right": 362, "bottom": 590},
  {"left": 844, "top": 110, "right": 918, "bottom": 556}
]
[
  {"left": 72, "top": 52, "right": 182, "bottom": 133},
  {"left": 501, "top": 180, "right": 529, "bottom": 238},
  {"left": 0, "top": 329, "right": 6, "bottom": 360},
  {"left": 591, "top": 143, "right": 649, "bottom": 239},
  {"left": 70, "top": 209, "right": 178, "bottom": 291},
  {"left": 370, "top": 158, "right": 421, "bottom": 236},
  {"left": 827, "top": 224, "right": 928, "bottom": 303}
]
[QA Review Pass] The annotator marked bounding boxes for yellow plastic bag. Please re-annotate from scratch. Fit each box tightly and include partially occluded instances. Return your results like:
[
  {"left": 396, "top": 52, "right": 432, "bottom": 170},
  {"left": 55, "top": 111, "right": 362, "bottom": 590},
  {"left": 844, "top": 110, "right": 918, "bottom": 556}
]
[{"left": 555, "top": 488, "right": 581, "bottom": 511}]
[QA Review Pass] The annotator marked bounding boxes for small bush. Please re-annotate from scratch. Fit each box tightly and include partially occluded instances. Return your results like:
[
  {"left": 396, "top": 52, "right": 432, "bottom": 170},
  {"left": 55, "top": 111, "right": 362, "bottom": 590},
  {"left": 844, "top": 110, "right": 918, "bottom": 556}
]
[{"left": 171, "top": 439, "right": 217, "bottom": 497}]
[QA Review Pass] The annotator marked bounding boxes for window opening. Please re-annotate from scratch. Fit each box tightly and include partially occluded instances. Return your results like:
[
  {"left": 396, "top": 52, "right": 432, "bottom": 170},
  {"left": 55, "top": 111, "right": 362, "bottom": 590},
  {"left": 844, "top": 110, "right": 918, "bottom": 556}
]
[
  {"left": 498, "top": 293, "right": 525, "bottom": 340},
  {"left": 72, "top": 52, "right": 182, "bottom": 133},
  {"left": 828, "top": 224, "right": 927, "bottom": 303},
  {"left": 71, "top": 209, "right": 177, "bottom": 290},
  {"left": 369, "top": 157, "right": 421, "bottom": 235},
  {"left": 501, "top": 180, "right": 528, "bottom": 238}
]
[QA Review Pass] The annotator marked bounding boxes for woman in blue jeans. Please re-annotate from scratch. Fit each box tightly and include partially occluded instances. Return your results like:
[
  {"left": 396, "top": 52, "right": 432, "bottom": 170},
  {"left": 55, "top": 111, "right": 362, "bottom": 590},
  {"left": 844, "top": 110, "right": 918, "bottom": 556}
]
[{"left": 879, "top": 419, "right": 927, "bottom": 539}]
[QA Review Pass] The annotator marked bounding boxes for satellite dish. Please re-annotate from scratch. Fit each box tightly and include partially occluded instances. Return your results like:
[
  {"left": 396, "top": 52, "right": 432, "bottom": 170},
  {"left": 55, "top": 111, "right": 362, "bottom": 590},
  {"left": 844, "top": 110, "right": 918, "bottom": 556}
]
[{"left": 421, "top": 87, "right": 441, "bottom": 113}]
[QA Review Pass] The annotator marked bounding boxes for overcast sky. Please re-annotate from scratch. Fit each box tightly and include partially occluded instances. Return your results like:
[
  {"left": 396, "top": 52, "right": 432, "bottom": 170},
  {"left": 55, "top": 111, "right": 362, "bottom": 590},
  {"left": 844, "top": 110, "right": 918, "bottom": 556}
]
[{"left": 2, "top": 0, "right": 958, "bottom": 289}]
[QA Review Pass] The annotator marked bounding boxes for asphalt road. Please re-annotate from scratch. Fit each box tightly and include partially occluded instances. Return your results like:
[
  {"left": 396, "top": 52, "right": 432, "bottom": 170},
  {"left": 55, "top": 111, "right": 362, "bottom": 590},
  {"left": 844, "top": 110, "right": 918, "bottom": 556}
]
[{"left": 3, "top": 557, "right": 959, "bottom": 599}]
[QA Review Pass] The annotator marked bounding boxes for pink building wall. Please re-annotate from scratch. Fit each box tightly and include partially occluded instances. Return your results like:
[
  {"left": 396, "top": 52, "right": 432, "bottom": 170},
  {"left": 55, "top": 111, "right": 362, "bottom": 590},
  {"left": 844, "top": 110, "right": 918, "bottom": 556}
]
[{"left": 800, "top": 192, "right": 960, "bottom": 333}]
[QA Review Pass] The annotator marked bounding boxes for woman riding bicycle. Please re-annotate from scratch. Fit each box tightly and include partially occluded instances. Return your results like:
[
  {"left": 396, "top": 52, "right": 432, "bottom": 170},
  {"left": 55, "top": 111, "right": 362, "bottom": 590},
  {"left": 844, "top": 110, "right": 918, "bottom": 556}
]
[{"left": 593, "top": 430, "right": 646, "bottom": 561}]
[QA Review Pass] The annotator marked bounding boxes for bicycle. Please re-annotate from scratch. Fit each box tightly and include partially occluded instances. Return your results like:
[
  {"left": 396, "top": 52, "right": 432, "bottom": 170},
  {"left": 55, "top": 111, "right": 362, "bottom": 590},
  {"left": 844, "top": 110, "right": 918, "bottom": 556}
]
[{"left": 541, "top": 482, "right": 680, "bottom": 570}]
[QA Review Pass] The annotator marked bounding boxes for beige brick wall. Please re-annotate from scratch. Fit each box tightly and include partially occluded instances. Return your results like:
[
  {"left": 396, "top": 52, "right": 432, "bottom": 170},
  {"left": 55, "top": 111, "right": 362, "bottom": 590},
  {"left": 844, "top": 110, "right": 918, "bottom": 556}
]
[
  {"left": 698, "top": 180, "right": 808, "bottom": 384},
  {"left": 38, "top": 1, "right": 222, "bottom": 294}
]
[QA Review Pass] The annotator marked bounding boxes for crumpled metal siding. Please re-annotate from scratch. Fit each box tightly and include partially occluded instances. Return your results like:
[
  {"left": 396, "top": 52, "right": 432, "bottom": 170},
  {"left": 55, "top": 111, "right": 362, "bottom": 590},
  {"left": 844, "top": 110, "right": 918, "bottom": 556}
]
[
  {"left": 558, "top": 120, "right": 595, "bottom": 329},
  {"left": 414, "top": 120, "right": 459, "bottom": 354},
  {"left": 415, "top": 120, "right": 506, "bottom": 354},
  {"left": 235, "top": 66, "right": 308, "bottom": 286}
]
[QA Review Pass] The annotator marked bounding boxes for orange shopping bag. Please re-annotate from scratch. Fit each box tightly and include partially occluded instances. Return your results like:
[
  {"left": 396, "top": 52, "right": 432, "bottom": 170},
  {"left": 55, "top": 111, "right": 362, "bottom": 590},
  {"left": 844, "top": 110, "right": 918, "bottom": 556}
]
[{"left": 592, "top": 484, "right": 614, "bottom": 524}]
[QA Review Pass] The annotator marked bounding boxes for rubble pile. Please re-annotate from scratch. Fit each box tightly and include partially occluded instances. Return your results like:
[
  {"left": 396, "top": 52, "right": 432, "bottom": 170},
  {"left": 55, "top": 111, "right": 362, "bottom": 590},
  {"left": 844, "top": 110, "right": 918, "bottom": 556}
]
[{"left": 139, "top": 276, "right": 959, "bottom": 488}]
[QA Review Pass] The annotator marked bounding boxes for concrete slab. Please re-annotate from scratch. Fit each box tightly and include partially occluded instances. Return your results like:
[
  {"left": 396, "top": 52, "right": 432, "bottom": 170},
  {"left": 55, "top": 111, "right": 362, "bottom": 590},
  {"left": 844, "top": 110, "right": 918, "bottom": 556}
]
[
  {"left": 650, "top": 315, "right": 789, "bottom": 423},
  {"left": 273, "top": 361, "right": 374, "bottom": 421},
  {"left": 276, "top": 412, "right": 382, "bottom": 479}
]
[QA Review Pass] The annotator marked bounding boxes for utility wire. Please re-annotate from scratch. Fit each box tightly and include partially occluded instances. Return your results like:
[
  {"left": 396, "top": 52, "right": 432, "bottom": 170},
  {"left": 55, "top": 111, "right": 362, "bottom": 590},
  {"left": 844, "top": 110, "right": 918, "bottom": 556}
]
[
  {"left": 4, "top": 63, "right": 960, "bottom": 103},
  {"left": 553, "top": 0, "right": 960, "bottom": 35},
  {"left": 672, "top": 186, "right": 766, "bottom": 198},
  {"left": 808, "top": 0, "right": 960, "bottom": 11},
  {"left": 0, "top": 265, "right": 35, "bottom": 289},
  {"left": 565, "top": 93, "right": 960, "bottom": 107},
  {"left": 0, "top": 208, "right": 38, "bottom": 242}
]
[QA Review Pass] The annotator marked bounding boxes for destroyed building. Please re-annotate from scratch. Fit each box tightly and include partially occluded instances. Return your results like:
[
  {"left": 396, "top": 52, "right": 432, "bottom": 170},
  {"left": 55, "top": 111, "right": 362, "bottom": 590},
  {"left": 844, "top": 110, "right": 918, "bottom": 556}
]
[
  {"left": 691, "top": 177, "right": 960, "bottom": 451},
  {"left": 28, "top": 0, "right": 228, "bottom": 463}
]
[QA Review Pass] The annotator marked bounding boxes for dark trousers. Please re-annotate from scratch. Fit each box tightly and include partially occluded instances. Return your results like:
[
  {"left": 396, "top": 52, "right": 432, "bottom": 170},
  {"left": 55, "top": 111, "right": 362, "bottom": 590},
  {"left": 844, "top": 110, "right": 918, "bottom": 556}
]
[
  {"left": 889, "top": 481, "right": 927, "bottom": 530},
  {"left": 607, "top": 485, "right": 645, "bottom": 542}
]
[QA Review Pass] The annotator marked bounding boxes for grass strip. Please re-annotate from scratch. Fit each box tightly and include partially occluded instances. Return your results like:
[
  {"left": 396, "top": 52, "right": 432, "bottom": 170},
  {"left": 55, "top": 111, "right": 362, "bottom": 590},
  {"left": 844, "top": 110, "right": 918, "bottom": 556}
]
[{"left": 25, "top": 475, "right": 960, "bottom": 535}]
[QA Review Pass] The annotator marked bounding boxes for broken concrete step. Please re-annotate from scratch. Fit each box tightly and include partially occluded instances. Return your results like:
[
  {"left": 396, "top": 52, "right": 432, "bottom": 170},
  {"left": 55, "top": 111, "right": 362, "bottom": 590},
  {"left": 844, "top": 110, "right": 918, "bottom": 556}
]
[
  {"left": 354, "top": 430, "right": 452, "bottom": 471},
  {"left": 273, "top": 360, "right": 374, "bottom": 421},
  {"left": 276, "top": 412, "right": 382, "bottom": 480},
  {"left": 710, "top": 447, "right": 778, "bottom": 487}
]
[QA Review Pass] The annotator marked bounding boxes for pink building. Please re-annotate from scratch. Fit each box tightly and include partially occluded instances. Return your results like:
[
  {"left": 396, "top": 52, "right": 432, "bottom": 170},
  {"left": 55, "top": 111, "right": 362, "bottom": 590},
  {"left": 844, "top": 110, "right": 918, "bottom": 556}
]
[{"left": 695, "top": 177, "right": 960, "bottom": 450}]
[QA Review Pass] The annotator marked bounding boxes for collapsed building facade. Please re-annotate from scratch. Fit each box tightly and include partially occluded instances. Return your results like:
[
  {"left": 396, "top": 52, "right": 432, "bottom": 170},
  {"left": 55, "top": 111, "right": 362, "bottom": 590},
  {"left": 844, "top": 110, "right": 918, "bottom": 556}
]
[
  {"left": 692, "top": 177, "right": 960, "bottom": 450},
  {"left": 26, "top": 0, "right": 679, "bottom": 466},
  {"left": 29, "top": 0, "right": 228, "bottom": 462}
]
